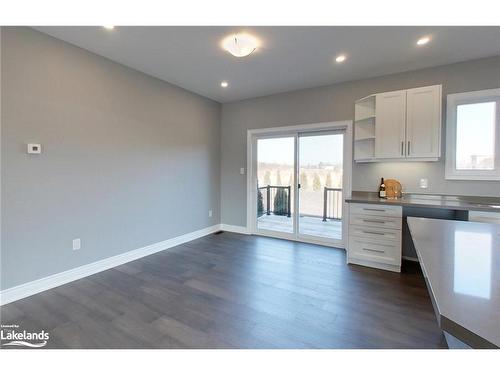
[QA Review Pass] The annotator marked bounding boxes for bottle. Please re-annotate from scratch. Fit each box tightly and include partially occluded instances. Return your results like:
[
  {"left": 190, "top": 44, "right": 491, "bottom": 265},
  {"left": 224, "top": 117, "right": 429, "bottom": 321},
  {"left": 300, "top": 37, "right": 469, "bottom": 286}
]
[{"left": 379, "top": 178, "right": 386, "bottom": 199}]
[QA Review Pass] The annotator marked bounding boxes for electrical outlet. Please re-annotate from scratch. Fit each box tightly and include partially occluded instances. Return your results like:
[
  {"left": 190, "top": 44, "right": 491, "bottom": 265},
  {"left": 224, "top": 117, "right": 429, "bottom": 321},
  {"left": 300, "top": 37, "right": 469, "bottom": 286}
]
[
  {"left": 208, "top": 210, "right": 213, "bottom": 218},
  {"left": 240, "top": 168, "right": 245, "bottom": 175},
  {"left": 27, "top": 143, "right": 42, "bottom": 154},
  {"left": 419, "top": 178, "right": 429, "bottom": 189},
  {"left": 73, "top": 238, "right": 81, "bottom": 251}
]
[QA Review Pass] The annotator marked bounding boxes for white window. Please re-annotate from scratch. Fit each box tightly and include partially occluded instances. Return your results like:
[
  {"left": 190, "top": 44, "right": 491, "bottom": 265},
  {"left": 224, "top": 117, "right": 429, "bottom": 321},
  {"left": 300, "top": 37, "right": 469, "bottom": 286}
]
[{"left": 446, "top": 88, "right": 500, "bottom": 180}]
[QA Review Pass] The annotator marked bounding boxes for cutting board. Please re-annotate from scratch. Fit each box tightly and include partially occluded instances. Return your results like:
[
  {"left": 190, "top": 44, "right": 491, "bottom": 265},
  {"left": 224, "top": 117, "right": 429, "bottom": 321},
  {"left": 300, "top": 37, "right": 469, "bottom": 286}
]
[{"left": 384, "top": 179, "right": 402, "bottom": 199}]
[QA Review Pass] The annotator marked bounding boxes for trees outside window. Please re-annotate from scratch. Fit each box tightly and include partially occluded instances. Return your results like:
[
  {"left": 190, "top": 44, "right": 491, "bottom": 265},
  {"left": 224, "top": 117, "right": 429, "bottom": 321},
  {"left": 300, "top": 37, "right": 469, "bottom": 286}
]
[
  {"left": 276, "top": 170, "right": 282, "bottom": 185},
  {"left": 273, "top": 189, "right": 289, "bottom": 216},
  {"left": 263, "top": 170, "right": 271, "bottom": 185},
  {"left": 300, "top": 171, "right": 309, "bottom": 190},
  {"left": 313, "top": 173, "right": 322, "bottom": 191},
  {"left": 257, "top": 189, "right": 264, "bottom": 217},
  {"left": 326, "top": 173, "right": 332, "bottom": 187}
]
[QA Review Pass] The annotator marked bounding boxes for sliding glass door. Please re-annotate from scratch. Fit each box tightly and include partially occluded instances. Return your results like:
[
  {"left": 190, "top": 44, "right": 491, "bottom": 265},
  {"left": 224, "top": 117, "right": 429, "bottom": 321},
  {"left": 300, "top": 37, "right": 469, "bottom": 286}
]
[
  {"left": 256, "top": 136, "right": 295, "bottom": 235},
  {"left": 251, "top": 126, "right": 346, "bottom": 247},
  {"left": 298, "top": 132, "right": 343, "bottom": 242}
]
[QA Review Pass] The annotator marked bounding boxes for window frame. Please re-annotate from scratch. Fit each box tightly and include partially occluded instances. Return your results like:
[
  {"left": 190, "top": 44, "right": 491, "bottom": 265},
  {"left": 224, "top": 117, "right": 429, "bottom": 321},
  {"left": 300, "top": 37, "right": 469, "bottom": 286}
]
[{"left": 445, "top": 88, "right": 500, "bottom": 181}]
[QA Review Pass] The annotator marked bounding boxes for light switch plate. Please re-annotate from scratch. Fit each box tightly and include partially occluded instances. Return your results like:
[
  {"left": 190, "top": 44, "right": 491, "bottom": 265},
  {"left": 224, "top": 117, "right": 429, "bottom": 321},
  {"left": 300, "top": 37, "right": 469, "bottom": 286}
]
[
  {"left": 73, "top": 239, "right": 81, "bottom": 251},
  {"left": 240, "top": 168, "right": 245, "bottom": 175},
  {"left": 27, "top": 143, "right": 41, "bottom": 154}
]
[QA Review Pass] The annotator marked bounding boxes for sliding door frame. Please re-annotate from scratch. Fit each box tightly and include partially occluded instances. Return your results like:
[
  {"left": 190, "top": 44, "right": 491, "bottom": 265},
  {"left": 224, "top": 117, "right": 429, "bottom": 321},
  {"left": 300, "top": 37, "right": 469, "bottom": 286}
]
[
  {"left": 297, "top": 129, "right": 347, "bottom": 247},
  {"left": 249, "top": 132, "right": 297, "bottom": 241},
  {"left": 246, "top": 121, "right": 353, "bottom": 249}
]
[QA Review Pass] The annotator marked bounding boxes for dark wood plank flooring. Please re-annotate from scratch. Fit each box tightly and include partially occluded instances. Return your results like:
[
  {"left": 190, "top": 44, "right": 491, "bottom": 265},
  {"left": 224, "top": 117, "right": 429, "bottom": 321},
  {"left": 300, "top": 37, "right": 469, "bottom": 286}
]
[{"left": 0, "top": 232, "right": 446, "bottom": 348}]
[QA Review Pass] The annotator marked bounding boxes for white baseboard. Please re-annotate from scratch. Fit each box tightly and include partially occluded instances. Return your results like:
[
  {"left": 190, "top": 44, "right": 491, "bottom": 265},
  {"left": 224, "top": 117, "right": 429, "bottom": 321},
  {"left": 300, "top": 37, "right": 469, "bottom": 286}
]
[
  {"left": 402, "top": 256, "right": 419, "bottom": 262},
  {"left": 0, "top": 224, "right": 221, "bottom": 306},
  {"left": 220, "top": 224, "right": 249, "bottom": 234}
]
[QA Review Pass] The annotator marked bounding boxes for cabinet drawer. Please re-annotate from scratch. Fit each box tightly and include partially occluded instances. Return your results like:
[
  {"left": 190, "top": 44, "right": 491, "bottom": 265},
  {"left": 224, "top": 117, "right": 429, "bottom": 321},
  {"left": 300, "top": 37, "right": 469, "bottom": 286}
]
[
  {"left": 348, "top": 237, "right": 401, "bottom": 266},
  {"left": 469, "top": 210, "right": 500, "bottom": 224},
  {"left": 350, "top": 214, "right": 402, "bottom": 230},
  {"left": 349, "top": 224, "right": 401, "bottom": 242},
  {"left": 349, "top": 203, "right": 402, "bottom": 217}
]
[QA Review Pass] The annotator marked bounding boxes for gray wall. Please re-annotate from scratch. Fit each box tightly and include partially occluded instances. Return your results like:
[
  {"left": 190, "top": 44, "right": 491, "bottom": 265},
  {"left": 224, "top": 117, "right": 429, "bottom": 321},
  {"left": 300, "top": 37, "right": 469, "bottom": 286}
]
[
  {"left": 221, "top": 55, "right": 500, "bottom": 226},
  {"left": 1, "top": 27, "right": 221, "bottom": 289}
]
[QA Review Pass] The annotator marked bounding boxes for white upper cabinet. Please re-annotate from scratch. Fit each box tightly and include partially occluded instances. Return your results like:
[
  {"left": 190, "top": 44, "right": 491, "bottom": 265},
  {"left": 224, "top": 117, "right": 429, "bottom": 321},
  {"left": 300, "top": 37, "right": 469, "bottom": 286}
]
[
  {"left": 354, "top": 84, "right": 442, "bottom": 162},
  {"left": 375, "top": 90, "right": 407, "bottom": 159},
  {"left": 405, "top": 85, "right": 442, "bottom": 158}
]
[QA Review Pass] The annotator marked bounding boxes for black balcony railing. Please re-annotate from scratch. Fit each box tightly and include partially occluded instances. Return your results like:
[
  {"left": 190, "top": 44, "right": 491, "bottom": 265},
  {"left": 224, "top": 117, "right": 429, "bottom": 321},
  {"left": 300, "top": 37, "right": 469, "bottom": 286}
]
[
  {"left": 323, "top": 187, "right": 342, "bottom": 221},
  {"left": 257, "top": 184, "right": 342, "bottom": 221},
  {"left": 257, "top": 185, "right": 291, "bottom": 218}
]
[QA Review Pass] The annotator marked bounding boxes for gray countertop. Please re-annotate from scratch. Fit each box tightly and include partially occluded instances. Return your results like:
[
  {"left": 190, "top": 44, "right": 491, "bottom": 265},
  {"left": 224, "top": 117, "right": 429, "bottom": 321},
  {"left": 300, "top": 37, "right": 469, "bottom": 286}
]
[
  {"left": 346, "top": 191, "right": 500, "bottom": 212},
  {"left": 407, "top": 217, "right": 500, "bottom": 348}
]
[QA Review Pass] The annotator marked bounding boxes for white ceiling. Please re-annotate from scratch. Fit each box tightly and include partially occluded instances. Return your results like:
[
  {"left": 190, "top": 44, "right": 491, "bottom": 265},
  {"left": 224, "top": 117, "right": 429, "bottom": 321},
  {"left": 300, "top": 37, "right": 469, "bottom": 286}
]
[{"left": 35, "top": 26, "right": 500, "bottom": 103}]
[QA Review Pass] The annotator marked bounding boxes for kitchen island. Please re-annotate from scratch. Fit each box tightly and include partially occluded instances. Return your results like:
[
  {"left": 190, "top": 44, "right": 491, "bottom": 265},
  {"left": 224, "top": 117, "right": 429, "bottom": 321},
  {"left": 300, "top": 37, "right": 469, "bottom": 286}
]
[{"left": 407, "top": 217, "right": 499, "bottom": 349}]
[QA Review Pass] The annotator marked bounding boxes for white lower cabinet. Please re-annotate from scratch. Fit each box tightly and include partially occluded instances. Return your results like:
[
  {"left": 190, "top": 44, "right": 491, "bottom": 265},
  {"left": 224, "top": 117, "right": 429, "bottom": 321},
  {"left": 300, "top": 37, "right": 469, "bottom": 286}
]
[
  {"left": 350, "top": 214, "right": 402, "bottom": 230},
  {"left": 348, "top": 238, "right": 401, "bottom": 266},
  {"left": 348, "top": 225, "right": 401, "bottom": 242},
  {"left": 468, "top": 210, "right": 500, "bottom": 224},
  {"left": 347, "top": 203, "right": 402, "bottom": 272}
]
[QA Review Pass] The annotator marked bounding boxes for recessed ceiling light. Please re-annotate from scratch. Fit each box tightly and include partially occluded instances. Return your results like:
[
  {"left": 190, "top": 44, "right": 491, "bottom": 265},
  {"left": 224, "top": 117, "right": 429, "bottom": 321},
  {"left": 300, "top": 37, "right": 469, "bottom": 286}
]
[
  {"left": 220, "top": 81, "right": 229, "bottom": 88},
  {"left": 221, "top": 33, "right": 259, "bottom": 58},
  {"left": 416, "top": 36, "right": 430, "bottom": 46},
  {"left": 103, "top": 25, "right": 115, "bottom": 30},
  {"left": 335, "top": 54, "right": 347, "bottom": 63}
]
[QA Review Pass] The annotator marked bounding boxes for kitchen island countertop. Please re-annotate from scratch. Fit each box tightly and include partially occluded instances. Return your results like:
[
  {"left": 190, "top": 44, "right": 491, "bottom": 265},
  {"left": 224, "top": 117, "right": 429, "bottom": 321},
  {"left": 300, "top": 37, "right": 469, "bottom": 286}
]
[{"left": 407, "top": 217, "right": 500, "bottom": 348}]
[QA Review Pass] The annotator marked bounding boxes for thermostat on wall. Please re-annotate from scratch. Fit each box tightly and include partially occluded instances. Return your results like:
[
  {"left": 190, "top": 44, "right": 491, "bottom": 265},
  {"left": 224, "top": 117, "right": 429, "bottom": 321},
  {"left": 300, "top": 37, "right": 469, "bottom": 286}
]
[{"left": 27, "top": 143, "right": 42, "bottom": 154}]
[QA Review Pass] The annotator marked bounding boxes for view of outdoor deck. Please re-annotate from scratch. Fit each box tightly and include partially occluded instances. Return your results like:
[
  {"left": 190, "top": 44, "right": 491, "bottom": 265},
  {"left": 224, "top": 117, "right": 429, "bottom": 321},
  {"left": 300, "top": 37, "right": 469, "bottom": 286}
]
[
  {"left": 257, "top": 214, "right": 342, "bottom": 239},
  {"left": 256, "top": 133, "right": 343, "bottom": 241},
  {"left": 257, "top": 184, "right": 343, "bottom": 239}
]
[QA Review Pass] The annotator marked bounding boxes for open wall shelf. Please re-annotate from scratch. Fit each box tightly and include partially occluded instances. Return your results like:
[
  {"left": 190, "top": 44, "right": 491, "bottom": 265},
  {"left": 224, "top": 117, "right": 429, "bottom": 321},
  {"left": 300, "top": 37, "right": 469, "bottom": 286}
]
[{"left": 354, "top": 95, "right": 376, "bottom": 160}]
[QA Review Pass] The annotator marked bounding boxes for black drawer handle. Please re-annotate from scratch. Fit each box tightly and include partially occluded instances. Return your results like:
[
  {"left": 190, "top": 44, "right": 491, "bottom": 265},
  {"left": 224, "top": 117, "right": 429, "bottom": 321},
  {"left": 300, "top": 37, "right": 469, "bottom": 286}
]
[
  {"left": 362, "top": 230, "right": 386, "bottom": 236},
  {"left": 363, "top": 247, "right": 385, "bottom": 253},
  {"left": 363, "top": 208, "right": 386, "bottom": 212},
  {"left": 363, "top": 219, "right": 386, "bottom": 224}
]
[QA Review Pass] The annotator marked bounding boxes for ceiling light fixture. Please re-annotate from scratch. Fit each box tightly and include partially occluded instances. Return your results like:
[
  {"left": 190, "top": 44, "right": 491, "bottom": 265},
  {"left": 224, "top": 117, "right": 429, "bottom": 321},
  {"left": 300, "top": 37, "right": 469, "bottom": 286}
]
[
  {"left": 220, "top": 81, "right": 229, "bottom": 88},
  {"left": 221, "top": 33, "right": 259, "bottom": 58},
  {"left": 103, "top": 25, "right": 115, "bottom": 30},
  {"left": 335, "top": 54, "right": 347, "bottom": 63},
  {"left": 416, "top": 36, "right": 430, "bottom": 46}
]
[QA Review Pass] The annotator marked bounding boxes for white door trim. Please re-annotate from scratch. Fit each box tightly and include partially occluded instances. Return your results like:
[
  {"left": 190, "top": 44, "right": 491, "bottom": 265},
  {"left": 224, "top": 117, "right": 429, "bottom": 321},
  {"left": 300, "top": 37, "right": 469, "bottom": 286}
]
[{"left": 246, "top": 121, "right": 353, "bottom": 248}]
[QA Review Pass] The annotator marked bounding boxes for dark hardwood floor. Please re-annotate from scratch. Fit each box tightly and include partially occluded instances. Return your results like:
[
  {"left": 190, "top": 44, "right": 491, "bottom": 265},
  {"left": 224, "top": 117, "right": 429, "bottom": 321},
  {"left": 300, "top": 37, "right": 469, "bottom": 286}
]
[{"left": 0, "top": 232, "right": 446, "bottom": 349}]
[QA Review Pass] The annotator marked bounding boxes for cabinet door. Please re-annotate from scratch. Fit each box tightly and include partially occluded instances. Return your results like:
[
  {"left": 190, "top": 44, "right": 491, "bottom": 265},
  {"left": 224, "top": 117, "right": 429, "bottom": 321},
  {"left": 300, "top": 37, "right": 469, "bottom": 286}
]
[
  {"left": 375, "top": 90, "right": 406, "bottom": 159},
  {"left": 406, "top": 85, "right": 442, "bottom": 158}
]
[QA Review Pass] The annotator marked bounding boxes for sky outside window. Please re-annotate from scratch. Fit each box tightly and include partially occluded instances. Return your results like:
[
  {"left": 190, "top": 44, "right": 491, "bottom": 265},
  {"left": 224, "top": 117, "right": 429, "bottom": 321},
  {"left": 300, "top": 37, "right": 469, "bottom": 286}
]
[
  {"left": 257, "top": 134, "right": 343, "bottom": 165},
  {"left": 456, "top": 102, "right": 496, "bottom": 170}
]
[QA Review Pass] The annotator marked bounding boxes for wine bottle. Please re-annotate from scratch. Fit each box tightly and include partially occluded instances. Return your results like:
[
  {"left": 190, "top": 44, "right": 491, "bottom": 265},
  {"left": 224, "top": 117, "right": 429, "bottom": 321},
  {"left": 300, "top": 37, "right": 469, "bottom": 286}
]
[{"left": 379, "top": 178, "right": 386, "bottom": 199}]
